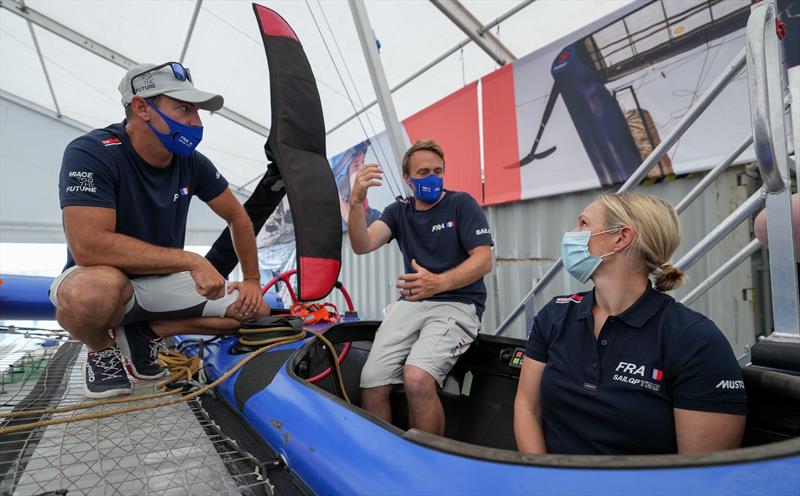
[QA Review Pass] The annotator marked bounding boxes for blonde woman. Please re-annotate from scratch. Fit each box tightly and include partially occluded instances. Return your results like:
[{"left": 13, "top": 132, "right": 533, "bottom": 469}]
[{"left": 514, "top": 193, "right": 747, "bottom": 455}]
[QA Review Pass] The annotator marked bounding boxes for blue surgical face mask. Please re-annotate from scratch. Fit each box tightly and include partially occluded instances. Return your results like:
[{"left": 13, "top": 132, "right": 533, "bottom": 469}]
[
  {"left": 561, "top": 228, "right": 619, "bottom": 283},
  {"left": 409, "top": 173, "right": 443, "bottom": 204},
  {"left": 146, "top": 101, "right": 203, "bottom": 157}
]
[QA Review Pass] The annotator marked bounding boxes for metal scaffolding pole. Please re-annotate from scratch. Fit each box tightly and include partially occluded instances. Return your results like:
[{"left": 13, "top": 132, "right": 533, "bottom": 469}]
[
  {"left": 746, "top": 0, "right": 800, "bottom": 337},
  {"left": 675, "top": 135, "right": 752, "bottom": 214},
  {"left": 429, "top": 0, "right": 516, "bottom": 66},
  {"left": 674, "top": 190, "right": 765, "bottom": 272},
  {"left": 326, "top": 0, "right": 536, "bottom": 136},
  {"left": 348, "top": 0, "right": 409, "bottom": 176},
  {"left": 179, "top": 0, "right": 203, "bottom": 64},
  {"left": 680, "top": 239, "right": 762, "bottom": 306},
  {"left": 0, "top": 0, "right": 269, "bottom": 138},
  {"left": 1, "top": 89, "right": 90, "bottom": 132}
]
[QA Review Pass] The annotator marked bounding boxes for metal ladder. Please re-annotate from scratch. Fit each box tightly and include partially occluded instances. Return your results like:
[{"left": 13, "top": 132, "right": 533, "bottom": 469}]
[{"left": 494, "top": 0, "right": 799, "bottom": 341}]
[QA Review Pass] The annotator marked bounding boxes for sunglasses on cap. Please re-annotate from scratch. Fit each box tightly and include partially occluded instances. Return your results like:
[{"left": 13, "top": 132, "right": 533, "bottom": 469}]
[{"left": 130, "top": 62, "right": 193, "bottom": 96}]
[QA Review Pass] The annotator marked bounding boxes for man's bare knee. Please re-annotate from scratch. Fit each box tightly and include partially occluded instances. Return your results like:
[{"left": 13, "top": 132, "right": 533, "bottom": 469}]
[
  {"left": 223, "top": 299, "right": 271, "bottom": 321},
  {"left": 254, "top": 300, "right": 271, "bottom": 318},
  {"left": 403, "top": 366, "right": 437, "bottom": 399},
  {"left": 57, "top": 266, "right": 131, "bottom": 328}
]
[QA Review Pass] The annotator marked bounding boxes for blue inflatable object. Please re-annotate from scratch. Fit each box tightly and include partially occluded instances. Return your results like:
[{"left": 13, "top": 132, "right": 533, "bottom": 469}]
[
  {"left": 0, "top": 274, "right": 56, "bottom": 320},
  {"left": 0, "top": 273, "right": 284, "bottom": 321},
  {"left": 177, "top": 324, "right": 800, "bottom": 496}
]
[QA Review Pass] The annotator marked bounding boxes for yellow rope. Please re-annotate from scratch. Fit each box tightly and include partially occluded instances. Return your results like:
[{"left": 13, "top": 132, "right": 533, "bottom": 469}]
[
  {"left": 0, "top": 325, "right": 349, "bottom": 434},
  {"left": 0, "top": 390, "right": 178, "bottom": 419}
]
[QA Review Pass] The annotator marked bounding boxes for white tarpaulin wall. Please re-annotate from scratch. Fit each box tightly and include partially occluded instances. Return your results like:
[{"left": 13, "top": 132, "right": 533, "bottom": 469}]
[{"left": 0, "top": 0, "right": 635, "bottom": 241}]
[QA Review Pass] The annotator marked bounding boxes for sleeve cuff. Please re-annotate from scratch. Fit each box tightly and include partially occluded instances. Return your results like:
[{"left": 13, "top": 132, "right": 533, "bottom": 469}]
[
  {"left": 524, "top": 350, "right": 548, "bottom": 363},
  {"left": 462, "top": 240, "right": 495, "bottom": 251},
  {"left": 61, "top": 200, "right": 116, "bottom": 209},
  {"left": 198, "top": 181, "right": 228, "bottom": 202},
  {"left": 673, "top": 395, "right": 748, "bottom": 415}
]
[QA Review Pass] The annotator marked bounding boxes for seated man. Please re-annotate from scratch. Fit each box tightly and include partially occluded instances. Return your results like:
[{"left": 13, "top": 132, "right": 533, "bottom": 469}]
[
  {"left": 51, "top": 62, "right": 268, "bottom": 398},
  {"left": 348, "top": 140, "right": 493, "bottom": 435}
]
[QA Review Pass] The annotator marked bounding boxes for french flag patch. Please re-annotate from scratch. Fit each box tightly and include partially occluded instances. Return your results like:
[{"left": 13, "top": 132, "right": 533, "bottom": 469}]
[
  {"left": 651, "top": 368, "right": 663, "bottom": 381},
  {"left": 555, "top": 294, "right": 584, "bottom": 304},
  {"left": 446, "top": 221, "right": 455, "bottom": 228},
  {"left": 101, "top": 138, "right": 122, "bottom": 146},
  {"left": 178, "top": 187, "right": 190, "bottom": 196}
]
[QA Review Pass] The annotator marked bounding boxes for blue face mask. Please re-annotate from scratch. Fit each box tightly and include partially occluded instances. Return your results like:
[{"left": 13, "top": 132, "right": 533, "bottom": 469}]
[
  {"left": 561, "top": 229, "right": 618, "bottom": 283},
  {"left": 146, "top": 101, "right": 203, "bottom": 157},
  {"left": 409, "top": 173, "right": 444, "bottom": 204}
]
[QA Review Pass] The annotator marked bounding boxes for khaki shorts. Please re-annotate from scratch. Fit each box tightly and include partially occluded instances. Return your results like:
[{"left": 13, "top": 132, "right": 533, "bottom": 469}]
[
  {"left": 360, "top": 300, "right": 480, "bottom": 389},
  {"left": 49, "top": 267, "right": 239, "bottom": 324}
]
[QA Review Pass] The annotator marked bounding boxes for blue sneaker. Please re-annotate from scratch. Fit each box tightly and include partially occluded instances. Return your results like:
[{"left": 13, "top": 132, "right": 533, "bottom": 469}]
[
  {"left": 113, "top": 322, "right": 168, "bottom": 381},
  {"left": 83, "top": 345, "right": 132, "bottom": 398}
]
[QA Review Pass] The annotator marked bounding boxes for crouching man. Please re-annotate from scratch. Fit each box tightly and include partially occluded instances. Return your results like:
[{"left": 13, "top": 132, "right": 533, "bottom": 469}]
[{"left": 52, "top": 62, "right": 268, "bottom": 398}]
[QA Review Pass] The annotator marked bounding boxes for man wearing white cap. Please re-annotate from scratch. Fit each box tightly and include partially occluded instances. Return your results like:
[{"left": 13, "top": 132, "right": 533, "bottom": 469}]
[{"left": 51, "top": 62, "right": 268, "bottom": 398}]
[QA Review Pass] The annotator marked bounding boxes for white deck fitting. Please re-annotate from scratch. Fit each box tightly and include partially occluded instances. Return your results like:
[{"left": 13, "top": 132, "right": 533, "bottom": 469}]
[{"left": 1, "top": 341, "right": 273, "bottom": 496}]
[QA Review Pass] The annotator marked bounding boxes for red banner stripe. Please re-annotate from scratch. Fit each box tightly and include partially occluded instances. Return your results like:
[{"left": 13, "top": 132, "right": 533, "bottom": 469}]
[{"left": 481, "top": 65, "right": 521, "bottom": 205}]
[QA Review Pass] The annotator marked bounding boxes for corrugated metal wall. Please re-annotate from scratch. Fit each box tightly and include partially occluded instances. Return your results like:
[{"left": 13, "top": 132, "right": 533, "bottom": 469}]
[{"left": 331, "top": 166, "right": 756, "bottom": 355}]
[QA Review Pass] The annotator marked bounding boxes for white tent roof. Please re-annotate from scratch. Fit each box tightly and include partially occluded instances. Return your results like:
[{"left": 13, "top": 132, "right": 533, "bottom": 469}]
[{"left": 1, "top": 0, "right": 634, "bottom": 194}]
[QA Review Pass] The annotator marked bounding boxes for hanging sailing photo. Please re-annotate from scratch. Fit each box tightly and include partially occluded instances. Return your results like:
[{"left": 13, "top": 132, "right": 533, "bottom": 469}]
[{"left": 484, "top": 0, "right": 800, "bottom": 202}]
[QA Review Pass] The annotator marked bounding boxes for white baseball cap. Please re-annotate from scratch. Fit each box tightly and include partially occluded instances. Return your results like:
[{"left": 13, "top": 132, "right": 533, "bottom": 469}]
[{"left": 118, "top": 62, "right": 224, "bottom": 111}]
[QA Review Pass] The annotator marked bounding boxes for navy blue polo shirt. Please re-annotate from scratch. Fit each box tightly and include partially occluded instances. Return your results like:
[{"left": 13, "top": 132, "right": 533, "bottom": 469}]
[
  {"left": 524, "top": 286, "right": 747, "bottom": 455},
  {"left": 58, "top": 121, "right": 228, "bottom": 272},
  {"left": 379, "top": 191, "right": 494, "bottom": 317}
]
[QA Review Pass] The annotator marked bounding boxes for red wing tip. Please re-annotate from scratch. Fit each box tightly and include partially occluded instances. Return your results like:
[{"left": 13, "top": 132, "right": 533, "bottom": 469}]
[
  {"left": 298, "top": 257, "right": 341, "bottom": 301},
  {"left": 254, "top": 4, "right": 299, "bottom": 42}
]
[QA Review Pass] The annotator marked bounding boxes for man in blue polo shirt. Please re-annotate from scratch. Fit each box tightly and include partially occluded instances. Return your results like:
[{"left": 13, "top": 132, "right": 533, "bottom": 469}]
[
  {"left": 51, "top": 62, "right": 268, "bottom": 398},
  {"left": 348, "top": 140, "right": 493, "bottom": 435}
]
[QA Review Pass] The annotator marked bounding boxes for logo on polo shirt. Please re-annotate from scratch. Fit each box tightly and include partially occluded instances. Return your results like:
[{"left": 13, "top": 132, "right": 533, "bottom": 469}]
[
  {"left": 613, "top": 361, "right": 662, "bottom": 391},
  {"left": 101, "top": 138, "right": 122, "bottom": 146},
  {"left": 475, "top": 227, "right": 491, "bottom": 236},
  {"left": 432, "top": 220, "right": 455, "bottom": 232},
  {"left": 715, "top": 379, "right": 744, "bottom": 389},
  {"left": 651, "top": 368, "right": 663, "bottom": 381},
  {"left": 555, "top": 294, "right": 584, "bottom": 304},
  {"left": 173, "top": 186, "right": 190, "bottom": 202},
  {"left": 66, "top": 171, "right": 97, "bottom": 193}
]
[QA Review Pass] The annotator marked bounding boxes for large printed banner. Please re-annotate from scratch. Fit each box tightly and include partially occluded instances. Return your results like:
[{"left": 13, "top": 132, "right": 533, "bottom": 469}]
[
  {"left": 481, "top": 0, "right": 800, "bottom": 205},
  {"left": 329, "top": 132, "right": 403, "bottom": 231},
  {"left": 328, "top": 0, "right": 799, "bottom": 213}
]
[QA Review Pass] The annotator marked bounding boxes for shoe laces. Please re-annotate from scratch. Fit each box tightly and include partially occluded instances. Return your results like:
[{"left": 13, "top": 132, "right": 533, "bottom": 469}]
[
  {"left": 89, "top": 347, "right": 125, "bottom": 381},
  {"left": 144, "top": 335, "right": 167, "bottom": 362}
]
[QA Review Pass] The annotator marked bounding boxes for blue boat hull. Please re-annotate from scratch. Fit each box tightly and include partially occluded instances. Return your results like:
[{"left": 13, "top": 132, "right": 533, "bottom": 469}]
[{"left": 182, "top": 329, "right": 800, "bottom": 496}]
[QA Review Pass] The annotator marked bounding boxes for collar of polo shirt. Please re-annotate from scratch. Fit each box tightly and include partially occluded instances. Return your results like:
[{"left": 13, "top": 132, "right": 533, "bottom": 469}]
[{"left": 576, "top": 285, "right": 666, "bottom": 328}]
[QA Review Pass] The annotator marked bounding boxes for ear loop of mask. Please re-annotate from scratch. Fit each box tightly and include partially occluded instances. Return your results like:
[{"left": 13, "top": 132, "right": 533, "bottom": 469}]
[{"left": 593, "top": 227, "right": 622, "bottom": 259}]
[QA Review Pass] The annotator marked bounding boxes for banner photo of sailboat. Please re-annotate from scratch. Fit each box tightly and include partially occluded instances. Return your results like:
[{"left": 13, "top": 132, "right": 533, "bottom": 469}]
[{"left": 482, "top": 0, "right": 798, "bottom": 205}]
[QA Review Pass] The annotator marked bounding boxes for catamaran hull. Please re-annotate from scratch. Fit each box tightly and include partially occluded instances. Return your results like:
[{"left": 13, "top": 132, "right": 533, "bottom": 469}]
[{"left": 191, "top": 335, "right": 800, "bottom": 496}]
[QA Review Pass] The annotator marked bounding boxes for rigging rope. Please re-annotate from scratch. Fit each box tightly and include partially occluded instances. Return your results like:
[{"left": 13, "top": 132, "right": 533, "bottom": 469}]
[
  {"left": 305, "top": 0, "right": 406, "bottom": 199},
  {"left": 0, "top": 327, "right": 350, "bottom": 435}
]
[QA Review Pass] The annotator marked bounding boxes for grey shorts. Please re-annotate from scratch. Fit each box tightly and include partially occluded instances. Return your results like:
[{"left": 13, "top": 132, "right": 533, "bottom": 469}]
[
  {"left": 49, "top": 266, "right": 239, "bottom": 324},
  {"left": 360, "top": 300, "right": 481, "bottom": 389}
]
